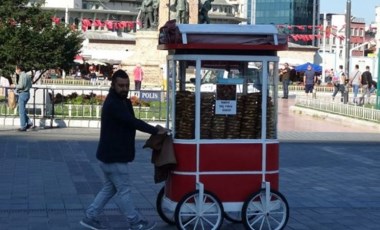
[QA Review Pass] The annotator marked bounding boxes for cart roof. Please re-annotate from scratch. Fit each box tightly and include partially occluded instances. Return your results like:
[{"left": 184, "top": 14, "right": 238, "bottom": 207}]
[{"left": 157, "top": 23, "right": 288, "bottom": 52}]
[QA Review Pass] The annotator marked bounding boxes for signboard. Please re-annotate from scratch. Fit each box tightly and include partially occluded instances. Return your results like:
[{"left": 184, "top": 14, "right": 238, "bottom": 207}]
[
  {"left": 133, "top": 91, "right": 161, "bottom": 102},
  {"left": 215, "top": 84, "right": 237, "bottom": 115}
]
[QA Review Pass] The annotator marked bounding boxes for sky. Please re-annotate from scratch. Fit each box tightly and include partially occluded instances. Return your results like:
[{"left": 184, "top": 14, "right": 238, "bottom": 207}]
[{"left": 320, "top": 0, "right": 380, "bottom": 24}]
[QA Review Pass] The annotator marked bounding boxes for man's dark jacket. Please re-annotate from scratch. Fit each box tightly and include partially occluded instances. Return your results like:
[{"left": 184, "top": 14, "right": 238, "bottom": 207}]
[{"left": 97, "top": 88, "right": 158, "bottom": 163}]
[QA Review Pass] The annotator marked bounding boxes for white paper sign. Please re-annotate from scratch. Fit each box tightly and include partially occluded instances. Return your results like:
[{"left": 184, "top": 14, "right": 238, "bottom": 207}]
[
  {"left": 215, "top": 84, "right": 237, "bottom": 115},
  {"left": 215, "top": 100, "right": 237, "bottom": 115}
]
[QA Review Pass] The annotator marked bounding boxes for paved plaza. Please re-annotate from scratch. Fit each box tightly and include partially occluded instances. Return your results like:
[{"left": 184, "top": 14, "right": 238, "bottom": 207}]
[{"left": 0, "top": 98, "right": 380, "bottom": 230}]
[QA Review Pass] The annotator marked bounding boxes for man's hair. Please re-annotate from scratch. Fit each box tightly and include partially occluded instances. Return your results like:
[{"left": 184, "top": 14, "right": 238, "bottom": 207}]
[
  {"left": 111, "top": 69, "right": 129, "bottom": 85},
  {"left": 16, "top": 65, "right": 24, "bottom": 71},
  {"left": 355, "top": 64, "right": 359, "bottom": 69},
  {"left": 366, "top": 66, "right": 370, "bottom": 70},
  {"left": 339, "top": 65, "right": 343, "bottom": 69}
]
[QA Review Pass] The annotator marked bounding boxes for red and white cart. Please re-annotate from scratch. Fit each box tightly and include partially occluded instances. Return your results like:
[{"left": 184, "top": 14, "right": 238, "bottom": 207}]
[{"left": 156, "top": 23, "right": 289, "bottom": 230}]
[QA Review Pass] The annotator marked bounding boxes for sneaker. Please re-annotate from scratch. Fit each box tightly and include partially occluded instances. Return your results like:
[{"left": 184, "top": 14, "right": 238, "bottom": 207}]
[
  {"left": 129, "top": 220, "right": 156, "bottom": 230},
  {"left": 80, "top": 217, "right": 107, "bottom": 230},
  {"left": 26, "top": 123, "right": 33, "bottom": 129}
]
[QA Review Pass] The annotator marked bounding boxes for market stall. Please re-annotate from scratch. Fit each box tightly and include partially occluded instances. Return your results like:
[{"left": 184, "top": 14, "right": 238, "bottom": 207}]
[{"left": 156, "top": 23, "right": 289, "bottom": 230}]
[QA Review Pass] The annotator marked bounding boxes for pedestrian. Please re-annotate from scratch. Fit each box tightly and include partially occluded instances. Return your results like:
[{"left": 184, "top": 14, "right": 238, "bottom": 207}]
[
  {"left": 89, "top": 66, "right": 97, "bottom": 86},
  {"left": 0, "top": 75, "right": 11, "bottom": 97},
  {"left": 279, "top": 63, "right": 290, "bottom": 99},
  {"left": 303, "top": 64, "right": 316, "bottom": 98},
  {"left": 332, "top": 65, "right": 346, "bottom": 101},
  {"left": 14, "top": 65, "right": 33, "bottom": 131},
  {"left": 327, "top": 68, "right": 334, "bottom": 83},
  {"left": 370, "top": 80, "right": 377, "bottom": 94},
  {"left": 80, "top": 69, "right": 168, "bottom": 230},
  {"left": 133, "top": 63, "right": 144, "bottom": 91},
  {"left": 360, "top": 66, "right": 373, "bottom": 104},
  {"left": 349, "top": 64, "right": 361, "bottom": 104}
]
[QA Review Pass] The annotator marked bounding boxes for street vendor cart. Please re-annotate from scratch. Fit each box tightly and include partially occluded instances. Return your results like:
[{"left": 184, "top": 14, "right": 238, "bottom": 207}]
[{"left": 156, "top": 23, "right": 289, "bottom": 230}]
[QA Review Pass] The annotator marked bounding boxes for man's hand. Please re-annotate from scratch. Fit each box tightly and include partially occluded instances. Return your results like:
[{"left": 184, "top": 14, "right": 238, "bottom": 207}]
[{"left": 156, "top": 125, "right": 170, "bottom": 135}]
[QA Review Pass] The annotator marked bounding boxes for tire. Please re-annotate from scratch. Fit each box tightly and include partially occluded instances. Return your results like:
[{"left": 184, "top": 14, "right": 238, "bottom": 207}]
[
  {"left": 242, "top": 190, "right": 289, "bottom": 230},
  {"left": 156, "top": 186, "right": 175, "bottom": 225},
  {"left": 224, "top": 211, "right": 242, "bottom": 223},
  {"left": 175, "top": 190, "right": 224, "bottom": 230}
]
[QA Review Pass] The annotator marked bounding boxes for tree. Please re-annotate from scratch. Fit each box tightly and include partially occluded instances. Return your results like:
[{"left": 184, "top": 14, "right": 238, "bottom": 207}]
[{"left": 0, "top": 0, "right": 83, "bottom": 82}]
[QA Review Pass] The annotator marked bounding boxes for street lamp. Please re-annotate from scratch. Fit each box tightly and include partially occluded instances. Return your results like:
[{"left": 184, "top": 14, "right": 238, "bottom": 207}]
[
  {"left": 321, "top": 13, "right": 327, "bottom": 83},
  {"left": 65, "top": 0, "right": 69, "bottom": 26},
  {"left": 345, "top": 0, "right": 351, "bottom": 75}
]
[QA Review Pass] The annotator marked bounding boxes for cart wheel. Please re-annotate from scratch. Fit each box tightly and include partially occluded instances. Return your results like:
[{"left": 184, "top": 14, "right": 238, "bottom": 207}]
[
  {"left": 242, "top": 190, "right": 289, "bottom": 230},
  {"left": 224, "top": 211, "right": 242, "bottom": 223},
  {"left": 175, "top": 190, "right": 224, "bottom": 230},
  {"left": 156, "top": 187, "right": 175, "bottom": 225}
]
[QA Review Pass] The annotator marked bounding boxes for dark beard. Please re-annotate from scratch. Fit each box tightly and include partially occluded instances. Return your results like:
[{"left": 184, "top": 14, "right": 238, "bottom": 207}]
[{"left": 119, "top": 91, "right": 128, "bottom": 98}]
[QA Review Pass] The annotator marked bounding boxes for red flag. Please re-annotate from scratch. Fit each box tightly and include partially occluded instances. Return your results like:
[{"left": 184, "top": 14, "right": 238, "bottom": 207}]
[
  {"left": 93, "top": 19, "right": 103, "bottom": 27},
  {"left": 104, "top": 20, "right": 113, "bottom": 30},
  {"left": 325, "top": 26, "right": 331, "bottom": 38}
]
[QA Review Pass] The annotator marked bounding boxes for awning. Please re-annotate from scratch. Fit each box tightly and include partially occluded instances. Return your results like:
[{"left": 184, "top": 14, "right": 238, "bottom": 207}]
[
  {"left": 86, "top": 60, "right": 107, "bottom": 66},
  {"left": 74, "top": 55, "right": 84, "bottom": 64},
  {"left": 81, "top": 43, "right": 134, "bottom": 65}
]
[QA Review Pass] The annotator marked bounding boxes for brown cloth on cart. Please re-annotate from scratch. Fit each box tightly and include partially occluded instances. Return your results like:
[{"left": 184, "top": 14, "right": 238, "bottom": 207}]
[{"left": 143, "top": 134, "right": 176, "bottom": 183}]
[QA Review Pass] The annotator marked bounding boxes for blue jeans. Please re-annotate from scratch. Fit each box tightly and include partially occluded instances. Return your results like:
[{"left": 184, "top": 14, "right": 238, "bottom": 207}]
[
  {"left": 352, "top": 84, "right": 360, "bottom": 100},
  {"left": 18, "top": 91, "right": 31, "bottom": 129},
  {"left": 85, "top": 162, "right": 141, "bottom": 223},
  {"left": 282, "top": 79, "right": 289, "bottom": 97}
]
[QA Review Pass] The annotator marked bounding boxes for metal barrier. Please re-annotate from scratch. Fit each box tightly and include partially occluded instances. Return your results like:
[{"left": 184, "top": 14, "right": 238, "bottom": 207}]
[
  {"left": 295, "top": 97, "right": 380, "bottom": 123},
  {"left": 0, "top": 86, "right": 168, "bottom": 123},
  {"left": 1, "top": 84, "right": 378, "bottom": 126}
]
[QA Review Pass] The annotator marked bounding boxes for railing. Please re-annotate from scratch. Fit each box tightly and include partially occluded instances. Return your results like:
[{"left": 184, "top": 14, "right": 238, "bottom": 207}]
[
  {"left": 281, "top": 84, "right": 364, "bottom": 94},
  {"left": 295, "top": 97, "right": 380, "bottom": 123},
  {"left": 1, "top": 84, "right": 378, "bottom": 125},
  {"left": 0, "top": 86, "right": 167, "bottom": 122}
]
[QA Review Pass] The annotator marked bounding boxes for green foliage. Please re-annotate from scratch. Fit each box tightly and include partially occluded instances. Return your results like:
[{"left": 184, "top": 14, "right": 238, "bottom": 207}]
[
  {"left": 54, "top": 92, "right": 105, "bottom": 105},
  {"left": 0, "top": 0, "right": 83, "bottom": 80}
]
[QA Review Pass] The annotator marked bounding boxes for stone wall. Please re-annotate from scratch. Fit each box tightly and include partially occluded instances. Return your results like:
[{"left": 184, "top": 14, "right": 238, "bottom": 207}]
[{"left": 122, "top": 30, "right": 167, "bottom": 89}]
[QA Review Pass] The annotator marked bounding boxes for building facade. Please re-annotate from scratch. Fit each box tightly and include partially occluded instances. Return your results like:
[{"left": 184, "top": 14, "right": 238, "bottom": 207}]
[
  {"left": 248, "top": 0, "right": 319, "bottom": 25},
  {"left": 246, "top": 0, "right": 320, "bottom": 46}
]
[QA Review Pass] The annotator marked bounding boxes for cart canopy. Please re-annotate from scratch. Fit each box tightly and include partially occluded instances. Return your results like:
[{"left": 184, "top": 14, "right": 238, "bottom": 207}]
[{"left": 158, "top": 21, "right": 288, "bottom": 52}]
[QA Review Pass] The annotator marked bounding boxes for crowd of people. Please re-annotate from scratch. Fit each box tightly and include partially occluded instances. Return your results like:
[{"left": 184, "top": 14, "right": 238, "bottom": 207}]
[
  {"left": 327, "top": 64, "right": 377, "bottom": 104},
  {"left": 279, "top": 63, "right": 377, "bottom": 104}
]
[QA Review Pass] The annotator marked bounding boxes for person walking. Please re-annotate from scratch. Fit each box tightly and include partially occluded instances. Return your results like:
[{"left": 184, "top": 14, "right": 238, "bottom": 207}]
[
  {"left": 80, "top": 69, "right": 167, "bottom": 230},
  {"left": 133, "top": 63, "right": 144, "bottom": 91},
  {"left": 303, "top": 64, "right": 316, "bottom": 98},
  {"left": 280, "top": 63, "right": 290, "bottom": 99},
  {"left": 360, "top": 66, "right": 373, "bottom": 104},
  {"left": 349, "top": 64, "right": 361, "bottom": 104},
  {"left": 14, "top": 65, "right": 33, "bottom": 131},
  {"left": 89, "top": 66, "right": 97, "bottom": 86},
  {"left": 332, "top": 65, "right": 346, "bottom": 102}
]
